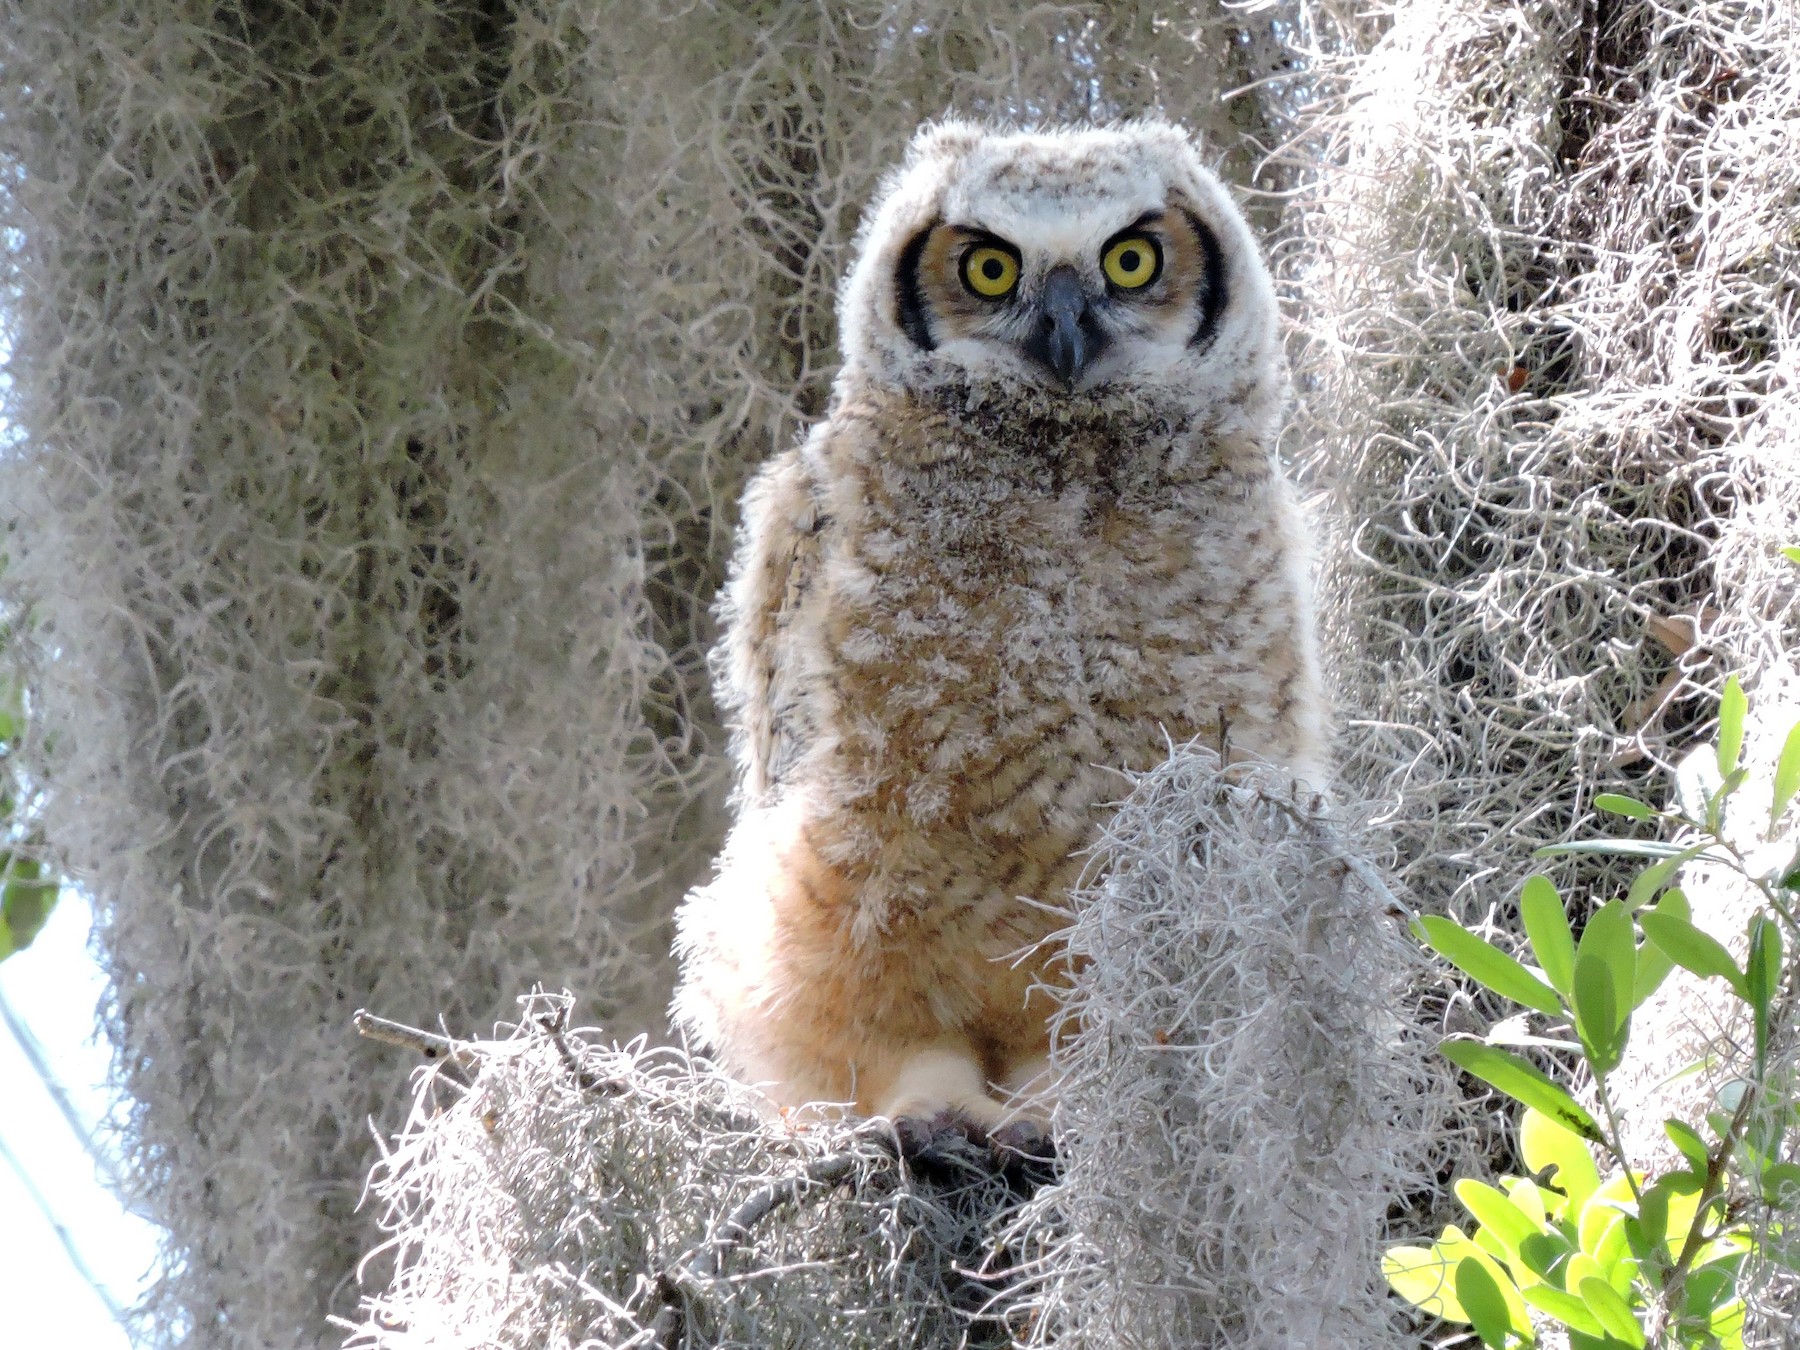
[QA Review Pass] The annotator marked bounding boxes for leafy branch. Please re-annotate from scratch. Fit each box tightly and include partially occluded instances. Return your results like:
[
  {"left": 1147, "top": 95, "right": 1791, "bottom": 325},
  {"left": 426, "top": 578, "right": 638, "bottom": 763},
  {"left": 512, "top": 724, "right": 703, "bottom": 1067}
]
[{"left": 1387, "top": 675, "right": 1800, "bottom": 1349}]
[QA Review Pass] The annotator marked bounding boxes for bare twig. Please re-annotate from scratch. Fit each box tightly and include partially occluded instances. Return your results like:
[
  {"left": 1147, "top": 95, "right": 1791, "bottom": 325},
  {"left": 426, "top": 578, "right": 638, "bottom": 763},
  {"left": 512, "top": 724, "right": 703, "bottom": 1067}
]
[
  {"left": 695, "top": 1153, "right": 863, "bottom": 1280},
  {"left": 352, "top": 1009, "right": 478, "bottom": 1069},
  {"left": 542, "top": 1011, "right": 632, "bottom": 1099}
]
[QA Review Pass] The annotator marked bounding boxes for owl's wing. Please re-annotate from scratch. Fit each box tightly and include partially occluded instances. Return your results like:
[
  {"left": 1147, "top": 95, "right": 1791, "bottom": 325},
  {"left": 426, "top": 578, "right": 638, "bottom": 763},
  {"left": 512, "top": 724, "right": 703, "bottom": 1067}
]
[{"left": 717, "top": 448, "right": 824, "bottom": 801}]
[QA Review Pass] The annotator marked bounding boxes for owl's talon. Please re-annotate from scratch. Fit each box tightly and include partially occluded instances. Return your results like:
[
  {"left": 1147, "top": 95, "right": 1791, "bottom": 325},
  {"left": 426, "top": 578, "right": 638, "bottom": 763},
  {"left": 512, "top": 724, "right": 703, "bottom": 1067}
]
[
  {"left": 891, "top": 1109, "right": 986, "bottom": 1157},
  {"left": 888, "top": 1112, "right": 935, "bottom": 1158},
  {"left": 887, "top": 1110, "right": 1060, "bottom": 1194},
  {"left": 989, "top": 1117, "right": 1053, "bottom": 1162},
  {"left": 990, "top": 1118, "right": 1059, "bottom": 1192}
]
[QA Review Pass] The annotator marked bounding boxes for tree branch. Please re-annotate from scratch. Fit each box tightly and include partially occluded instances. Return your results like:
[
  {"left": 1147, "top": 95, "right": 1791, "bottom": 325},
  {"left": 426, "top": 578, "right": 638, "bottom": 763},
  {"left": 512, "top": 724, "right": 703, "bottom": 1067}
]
[
  {"left": 352, "top": 1008, "right": 478, "bottom": 1069},
  {"left": 648, "top": 1151, "right": 864, "bottom": 1349}
]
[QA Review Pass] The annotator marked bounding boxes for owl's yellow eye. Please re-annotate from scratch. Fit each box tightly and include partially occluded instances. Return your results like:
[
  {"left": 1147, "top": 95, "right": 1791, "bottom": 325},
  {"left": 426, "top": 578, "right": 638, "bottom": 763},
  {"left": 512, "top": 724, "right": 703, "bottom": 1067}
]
[
  {"left": 1102, "top": 235, "right": 1161, "bottom": 290},
  {"left": 961, "top": 245, "right": 1019, "bottom": 299}
]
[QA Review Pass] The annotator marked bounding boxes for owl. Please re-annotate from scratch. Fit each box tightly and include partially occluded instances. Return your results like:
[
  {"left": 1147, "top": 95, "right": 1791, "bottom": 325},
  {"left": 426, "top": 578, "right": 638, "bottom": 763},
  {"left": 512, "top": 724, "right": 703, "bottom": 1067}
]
[{"left": 673, "top": 121, "right": 1327, "bottom": 1138}]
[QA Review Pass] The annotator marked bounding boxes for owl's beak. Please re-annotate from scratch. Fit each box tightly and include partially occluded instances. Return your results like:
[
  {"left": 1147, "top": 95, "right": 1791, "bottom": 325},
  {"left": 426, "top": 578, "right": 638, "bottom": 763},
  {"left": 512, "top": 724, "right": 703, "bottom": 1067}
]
[{"left": 1024, "top": 266, "right": 1106, "bottom": 386}]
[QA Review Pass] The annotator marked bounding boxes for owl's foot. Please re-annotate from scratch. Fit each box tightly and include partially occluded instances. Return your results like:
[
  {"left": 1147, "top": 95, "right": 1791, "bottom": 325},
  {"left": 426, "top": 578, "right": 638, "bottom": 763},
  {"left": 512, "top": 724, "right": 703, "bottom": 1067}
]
[
  {"left": 872, "top": 1047, "right": 1055, "bottom": 1185},
  {"left": 874, "top": 1046, "right": 1010, "bottom": 1128},
  {"left": 889, "top": 1108, "right": 981, "bottom": 1160},
  {"left": 989, "top": 1116, "right": 1055, "bottom": 1165},
  {"left": 889, "top": 1109, "right": 1058, "bottom": 1193}
]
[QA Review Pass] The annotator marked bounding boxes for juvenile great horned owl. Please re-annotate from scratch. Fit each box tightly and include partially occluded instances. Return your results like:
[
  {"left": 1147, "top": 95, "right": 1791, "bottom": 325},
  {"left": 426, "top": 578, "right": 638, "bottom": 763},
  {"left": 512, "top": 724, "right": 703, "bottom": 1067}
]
[{"left": 674, "top": 121, "right": 1327, "bottom": 1132}]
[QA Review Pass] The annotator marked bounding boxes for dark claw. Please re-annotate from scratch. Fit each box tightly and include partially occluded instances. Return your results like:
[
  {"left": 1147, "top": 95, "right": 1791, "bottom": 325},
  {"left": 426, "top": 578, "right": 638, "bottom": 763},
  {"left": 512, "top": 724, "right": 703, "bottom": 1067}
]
[
  {"left": 891, "top": 1110, "right": 989, "bottom": 1161},
  {"left": 889, "top": 1111, "right": 945, "bottom": 1157},
  {"left": 887, "top": 1112, "right": 1060, "bottom": 1195},
  {"left": 989, "top": 1117, "right": 1053, "bottom": 1162},
  {"left": 989, "top": 1118, "right": 1059, "bottom": 1192}
]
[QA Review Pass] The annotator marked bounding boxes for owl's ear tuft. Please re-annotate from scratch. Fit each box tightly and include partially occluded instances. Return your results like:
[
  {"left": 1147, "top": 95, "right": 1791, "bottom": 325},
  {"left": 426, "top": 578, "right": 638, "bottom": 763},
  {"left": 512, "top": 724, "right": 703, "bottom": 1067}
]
[{"left": 894, "top": 225, "right": 938, "bottom": 352}]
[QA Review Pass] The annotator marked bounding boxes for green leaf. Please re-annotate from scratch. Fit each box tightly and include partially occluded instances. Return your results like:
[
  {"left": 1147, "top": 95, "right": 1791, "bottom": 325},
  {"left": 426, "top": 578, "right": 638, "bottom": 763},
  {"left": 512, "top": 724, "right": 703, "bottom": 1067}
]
[
  {"left": 0, "top": 877, "right": 57, "bottom": 962},
  {"left": 1586, "top": 1215, "right": 1635, "bottom": 1292},
  {"left": 1578, "top": 1275, "right": 1646, "bottom": 1347},
  {"left": 1638, "top": 911, "right": 1746, "bottom": 999},
  {"left": 1661, "top": 1168, "right": 1704, "bottom": 1196},
  {"left": 1572, "top": 901, "right": 1635, "bottom": 1072},
  {"left": 1457, "top": 1256, "right": 1527, "bottom": 1349},
  {"left": 1505, "top": 1176, "right": 1550, "bottom": 1227},
  {"left": 1519, "top": 1229, "right": 1573, "bottom": 1282},
  {"left": 1746, "top": 914, "right": 1781, "bottom": 1010},
  {"left": 1572, "top": 954, "right": 1625, "bottom": 1072},
  {"left": 1523, "top": 1283, "right": 1606, "bottom": 1338},
  {"left": 1455, "top": 1178, "right": 1545, "bottom": 1266},
  {"left": 1747, "top": 914, "right": 1780, "bottom": 1067},
  {"left": 1579, "top": 901, "right": 1636, "bottom": 1011},
  {"left": 1595, "top": 793, "right": 1656, "bottom": 821},
  {"left": 1784, "top": 546, "right": 1800, "bottom": 566},
  {"left": 1625, "top": 842, "right": 1710, "bottom": 911},
  {"left": 1762, "top": 1162, "right": 1800, "bottom": 1204},
  {"left": 1416, "top": 915, "right": 1563, "bottom": 1016},
  {"left": 1644, "top": 1175, "right": 1707, "bottom": 1263},
  {"left": 1386, "top": 1227, "right": 1535, "bottom": 1336},
  {"left": 1772, "top": 720, "right": 1800, "bottom": 827},
  {"left": 1447, "top": 1245, "right": 1533, "bottom": 1346},
  {"left": 1712, "top": 1299, "right": 1747, "bottom": 1350},
  {"left": 1632, "top": 889, "right": 1689, "bottom": 1007},
  {"left": 1664, "top": 1119, "right": 1710, "bottom": 1171},
  {"left": 1581, "top": 1174, "right": 1638, "bottom": 1258},
  {"left": 1521, "top": 875, "right": 1576, "bottom": 997},
  {"left": 1473, "top": 1219, "right": 1512, "bottom": 1269},
  {"left": 1694, "top": 1229, "right": 1751, "bottom": 1271},
  {"left": 1635, "top": 1182, "right": 1670, "bottom": 1255},
  {"left": 1442, "top": 1040, "right": 1606, "bottom": 1144},
  {"left": 1706, "top": 768, "right": 1750, "bottom": 835},
  {"left": 1778, "top": 849, "right": 1800, "bottom": 894},
  {"left": 1384, "top": 1243, "right": 1467, "bottom": 1321},
  {"left": 1520, "top": 1106, "right": 1603, "bottom": 1210},
  {"left": 1717, "top": 675, "right": 1747, "bottom": 778},
  {"left": 1566, "top": 1250, "right": 1608, "bottom": 1291},
  {"left": 1685, "top": 1264, "right": 1736, "bottom": 1319}
]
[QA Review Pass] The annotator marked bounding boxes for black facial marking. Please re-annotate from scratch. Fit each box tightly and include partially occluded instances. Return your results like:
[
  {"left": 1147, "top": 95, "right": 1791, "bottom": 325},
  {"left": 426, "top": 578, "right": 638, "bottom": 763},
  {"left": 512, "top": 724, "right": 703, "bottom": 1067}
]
[
  {"left": 895, "top": 224, "right": 937, "bottom": 352},
  {"left": 1182, "top": 209, "right": 1228, "bottom": 353}
]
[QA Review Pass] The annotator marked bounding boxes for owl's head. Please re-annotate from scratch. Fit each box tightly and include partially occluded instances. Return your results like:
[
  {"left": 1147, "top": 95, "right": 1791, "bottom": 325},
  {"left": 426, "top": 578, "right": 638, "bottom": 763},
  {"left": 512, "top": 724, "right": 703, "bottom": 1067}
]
[{"left": 838, "top": 121, "right": 1283, "bottom": 430}]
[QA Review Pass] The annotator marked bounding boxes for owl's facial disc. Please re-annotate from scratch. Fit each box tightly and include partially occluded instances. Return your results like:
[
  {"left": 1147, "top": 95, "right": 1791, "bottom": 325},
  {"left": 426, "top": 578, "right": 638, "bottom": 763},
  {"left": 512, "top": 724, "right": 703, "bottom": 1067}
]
[{"left": 893, "top": 209, "right": 1225, "bottom": 391}]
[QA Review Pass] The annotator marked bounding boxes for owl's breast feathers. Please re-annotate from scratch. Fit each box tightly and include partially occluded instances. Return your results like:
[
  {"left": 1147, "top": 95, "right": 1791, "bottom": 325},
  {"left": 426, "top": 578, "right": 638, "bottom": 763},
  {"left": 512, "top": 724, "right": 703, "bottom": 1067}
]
[{"left": 715, "top": 380, "right": 1324, "bottom": 942}]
